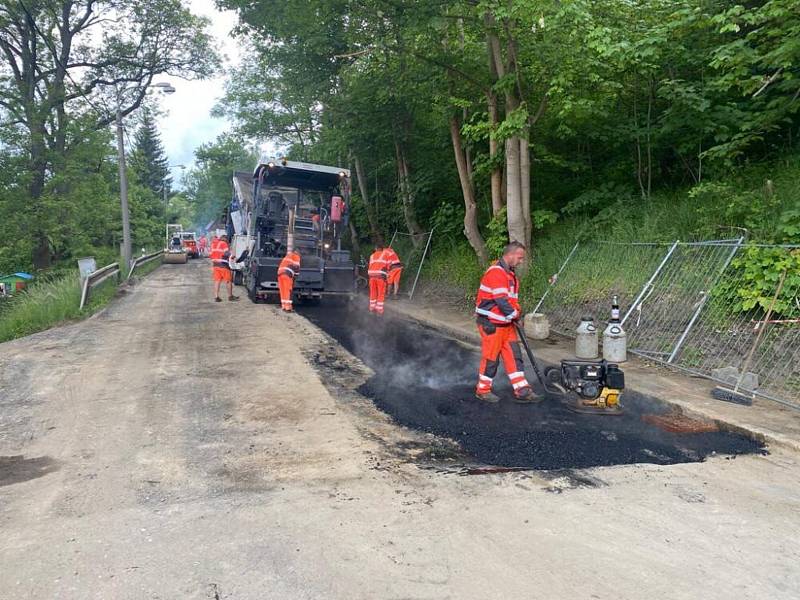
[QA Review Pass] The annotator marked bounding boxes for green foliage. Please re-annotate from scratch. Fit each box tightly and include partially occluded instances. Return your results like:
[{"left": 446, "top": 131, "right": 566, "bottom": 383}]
[
  {"left": 777, "top": 208, "right": 800, "bottom": 243},
  {"left": 561, "top": 183, "right": 633, "bottom": 217},
  {"left": 183, "top": 134, "right": 258, "bottom": 230},
  {"left": 430, "top": 203, "right": 464, "bottom": 243},
  {"left": 729, "top": 247, "right": 800, "bottom": 316},
  {"left": 532, "top": 210, "right": 558, "bottom": 230},
  {"left": 484, "top": 208, "right": 509, "bottom": 258}
]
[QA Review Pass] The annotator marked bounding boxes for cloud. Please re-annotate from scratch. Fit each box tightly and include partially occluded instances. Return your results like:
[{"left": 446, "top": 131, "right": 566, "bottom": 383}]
[{"left": 154, "top": 0, "right": 242, "bottom": 184}]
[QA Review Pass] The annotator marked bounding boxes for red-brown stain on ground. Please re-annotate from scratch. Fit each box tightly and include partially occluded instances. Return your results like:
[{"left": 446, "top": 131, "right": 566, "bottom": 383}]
[{"left": 641, "top": 412, "right": 719, "bottom": 434}]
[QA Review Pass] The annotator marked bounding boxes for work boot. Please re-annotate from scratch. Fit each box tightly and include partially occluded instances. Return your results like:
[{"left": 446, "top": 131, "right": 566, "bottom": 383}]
[
  {"left": 214, "top": 297, "right": 222, "bottom": 303},
  {"left": 228, "top": 295, "right": 240, "bottom": 301},
  {"left": 514, "top": 387, "right": 542, "bottom": 404},
  {"left": 474, "top": 391, "right": 500, "bottom": 404}
]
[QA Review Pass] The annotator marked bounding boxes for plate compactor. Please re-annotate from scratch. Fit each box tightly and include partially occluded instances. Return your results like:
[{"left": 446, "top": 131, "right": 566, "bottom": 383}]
[{"left": 514, "top": 323, "right": 625, "bottom": 415}]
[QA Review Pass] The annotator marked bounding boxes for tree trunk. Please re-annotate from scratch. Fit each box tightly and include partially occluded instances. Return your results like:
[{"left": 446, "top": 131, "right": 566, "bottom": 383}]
[
  {"left": 394, "top": 137, "right": 424, "bottom": 247},
  {"left": 646, "top": 79, "right": 653, "bottom": 200},
  {"left": 505, "top": 136, "right": 526, "bottom": 247},
  {"left": 519, "top": 136, "right": 531, "bottom": 245},
  {"left": 484, "top": 12, "right": 506, "bottom": 217},
  {"left": 487, "top": 92, "right": 504, "bottom": 216},
  {"left": 353, "top": 153, "right": 381, "bottom": 241},
  {"left": 633, "top": 92, "right": 647, "bottom": 200},
  {"left": 450, "top": 115, "right": 489, "bottom": 265},
  {"left": 29, "top": 122, "right": 51, "bottom": 269}
]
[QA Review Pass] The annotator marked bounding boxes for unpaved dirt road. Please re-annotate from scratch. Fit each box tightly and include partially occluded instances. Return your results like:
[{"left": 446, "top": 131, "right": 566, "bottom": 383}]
[{"left": 1, "top": 260, "right": 799, "bottom": 599}]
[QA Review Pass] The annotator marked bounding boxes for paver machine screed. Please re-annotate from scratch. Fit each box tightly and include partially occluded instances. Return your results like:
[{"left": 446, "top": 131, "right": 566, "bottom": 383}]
[{"left": 229, "top": 157, "right": 356, "bottom": 303}]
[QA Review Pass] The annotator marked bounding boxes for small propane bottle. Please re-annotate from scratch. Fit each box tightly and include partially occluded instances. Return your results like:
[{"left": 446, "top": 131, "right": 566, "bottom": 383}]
[
  {"left": 603, "top": 295, "right": 627, "bottom": 362},
  {"left": 575, "top": 315, "right": 599, "bottom": 359}
]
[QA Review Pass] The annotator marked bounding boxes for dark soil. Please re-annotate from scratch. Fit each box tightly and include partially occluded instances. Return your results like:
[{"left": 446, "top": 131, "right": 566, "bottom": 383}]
[{"left": 300, "top": 301, "right": 765, "bottom": 470}]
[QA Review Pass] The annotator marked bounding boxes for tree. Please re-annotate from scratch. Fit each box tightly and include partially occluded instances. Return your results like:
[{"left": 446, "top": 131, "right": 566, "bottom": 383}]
[
  {"left": 216, "top": 0, "right": 800, "bottom": 271},
  {"left": 129, "top": 111, "right": 171, "bottom": 196},
  {"left": 0, "top": 0, "right": 219, "bottom": 268},
  {"left": 183, "top": 134, "right": 258, "bottom": 230}
]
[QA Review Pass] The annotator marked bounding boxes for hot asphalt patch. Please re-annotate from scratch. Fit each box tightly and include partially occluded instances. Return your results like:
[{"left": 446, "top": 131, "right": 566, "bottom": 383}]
[{"left": 300, "top": 302, "right": 765, "bottom": 470}]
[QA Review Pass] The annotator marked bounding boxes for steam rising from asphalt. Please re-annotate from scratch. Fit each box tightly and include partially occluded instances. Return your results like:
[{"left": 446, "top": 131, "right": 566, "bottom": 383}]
[{"left": 347, "top": 317, "right": 475, "bottom": 392}]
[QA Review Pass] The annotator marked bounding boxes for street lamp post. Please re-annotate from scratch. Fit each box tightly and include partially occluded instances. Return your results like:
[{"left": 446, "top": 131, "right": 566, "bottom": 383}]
[
  {"left": 116, "top": 82, "right": 176, "bottom": 269},
  {"left": 115, "top": 108, "right": 132, "bottom": 269}
]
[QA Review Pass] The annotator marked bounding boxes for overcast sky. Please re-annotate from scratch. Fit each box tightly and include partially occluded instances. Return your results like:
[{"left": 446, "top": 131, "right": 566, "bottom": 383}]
[{"left": 154, "top": 0, "right": 242, "bottom": 186}]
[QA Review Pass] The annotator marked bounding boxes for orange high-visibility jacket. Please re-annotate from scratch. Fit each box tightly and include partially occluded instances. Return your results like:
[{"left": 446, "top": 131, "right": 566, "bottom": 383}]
[
  {"left": 368, "top": 249, "right": 390, "bottom": 279},
  {"left": 384, "top": 247, "right": 403, "bottom": 272},
  {"left": 474, "top": 259, "right": 521, "bottom": 325},
  {"left": 209, "top": 239, "right": 230, "bottom": 268},
  {"left": 278, "top": 251, "right": 301, "bottom": 278}
]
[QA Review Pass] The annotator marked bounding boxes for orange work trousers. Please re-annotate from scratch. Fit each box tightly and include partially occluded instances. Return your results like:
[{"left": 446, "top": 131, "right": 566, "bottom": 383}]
[
  {"left": 387, "top": 267, "right": 403, "bottom": 287},
  {"left": 476, "top": 323, "right": 530, "bottom": 396},
  {"left": 278, "top": 274, "right": 294, "bottom": 311},
  {"left": 369, "top": 277, "right": 387, "bottom": 314}
]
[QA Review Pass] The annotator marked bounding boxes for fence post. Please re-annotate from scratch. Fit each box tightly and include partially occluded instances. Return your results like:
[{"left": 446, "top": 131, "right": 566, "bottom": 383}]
[
  {"left": 667, "top": 237, "right": 744, "bottom": 363},
  {"left": 408, "top": 228, "right": 434, "bottom": 300},
  {"left": 533, "top": 241, "right": 580, "bottom": 314},
  {"left": 621, "top": 240, "right": 680, "bottom": 325}
]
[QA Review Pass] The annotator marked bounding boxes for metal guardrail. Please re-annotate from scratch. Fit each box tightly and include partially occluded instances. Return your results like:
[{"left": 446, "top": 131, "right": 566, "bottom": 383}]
[
  {"left": 127, "top": 250, "right": 164, "bottom": 282},
  {"left": 77, "top": 251, "right": 163, "bottom": 311},
  {"left": 79, "top": 262, "right": 120, "bottom": 310}
]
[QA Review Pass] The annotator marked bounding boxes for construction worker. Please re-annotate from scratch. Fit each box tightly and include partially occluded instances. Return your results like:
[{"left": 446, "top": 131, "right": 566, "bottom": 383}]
[
  {"left": 198, "top": 234, "right": 208, "bottom": 257},
  {"left": 368, "top": 240, "right": 390, "bottom": 315},
  {"left": 474, "top": 241, "right": 538, "bottom": 403},
  {"left": 384, "top": 245, "right": 403, "bottom": 297},
  {"left": 311, "top": 209, "right": 321, "bottom": 236},
  {"left": 210, "top": 234, "right": 239, "bottom": 303},
  {"left": 277, "top": 249, "right": 301, "bottom": 312}
]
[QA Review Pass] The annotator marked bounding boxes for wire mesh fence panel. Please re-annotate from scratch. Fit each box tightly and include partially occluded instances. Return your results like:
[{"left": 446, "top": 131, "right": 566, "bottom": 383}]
[
  {"left": 668, "top": 245, "right": 800, "bottom": 407},
  {"left": 388, "top": 230, "right": 434, "bottom": 299},
  {"left": 626, "top": 241, "right": 742, "bottom": 361},
  {"left": 536, "top": 241, "right": 673, "bottom": 336}
]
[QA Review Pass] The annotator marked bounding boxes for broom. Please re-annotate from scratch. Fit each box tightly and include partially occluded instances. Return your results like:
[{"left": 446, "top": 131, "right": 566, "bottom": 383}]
[{"left": 711, "top": 269, "right": 787, "bottom": 405}]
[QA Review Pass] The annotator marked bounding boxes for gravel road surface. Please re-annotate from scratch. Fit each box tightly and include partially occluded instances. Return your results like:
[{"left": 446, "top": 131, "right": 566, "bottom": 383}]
[{"left": 1, "top": 260, "right": 798, "bottom": 599}]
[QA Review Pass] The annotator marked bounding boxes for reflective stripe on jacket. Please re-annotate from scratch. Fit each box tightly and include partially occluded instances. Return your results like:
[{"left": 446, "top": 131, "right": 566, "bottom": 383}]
[
  {"left": 210, "top": 239, "right": 230, "bottom": 268},
  {"left": 474, "top": 260, "right": 521, "bottom": 325},
  {"left": 368, "top": 249, "right": 390, "bottom": 279},
  {"left": 278, "top": 251, "right": 301, "bottom": 278}
]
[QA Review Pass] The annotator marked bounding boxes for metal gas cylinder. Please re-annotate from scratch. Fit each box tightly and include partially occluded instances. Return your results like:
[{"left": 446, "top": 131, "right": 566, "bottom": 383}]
[
  {"left": 602, "top": 322, "right": 627, "bottom": 363},
  {"left": 575, "top": 315, "right": 599, "bottom": 359}
]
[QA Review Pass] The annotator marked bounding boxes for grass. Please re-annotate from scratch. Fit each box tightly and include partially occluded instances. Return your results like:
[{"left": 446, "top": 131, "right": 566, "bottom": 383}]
[{"left": 0, "top": 257, "right": 161, "bottom": 343}]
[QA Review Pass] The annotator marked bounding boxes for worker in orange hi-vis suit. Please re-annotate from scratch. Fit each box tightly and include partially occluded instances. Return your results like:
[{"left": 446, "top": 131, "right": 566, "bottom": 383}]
[
  {"left": 474, "top": 241, "right": 539, "bottom": 404},
  {"left": 277, "top": 249, "right": 301, "bottom": 312},
  {"left": 209, "top": 234, "right": 239, "bottom": 303},
  {"left": 384, "top": 245, "right": 403, "bottom": 298},
  {"left": 367, "top": 240, "right": 390, "bottom": 315}
]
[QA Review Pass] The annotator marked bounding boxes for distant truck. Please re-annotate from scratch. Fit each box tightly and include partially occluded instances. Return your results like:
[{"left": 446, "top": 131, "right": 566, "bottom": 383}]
[
  {"left": 180, "top": 232, "right": 199, "bottom": 258},
  {"left": 228, "top": 157, "right": 356, "bottom": 303}
]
